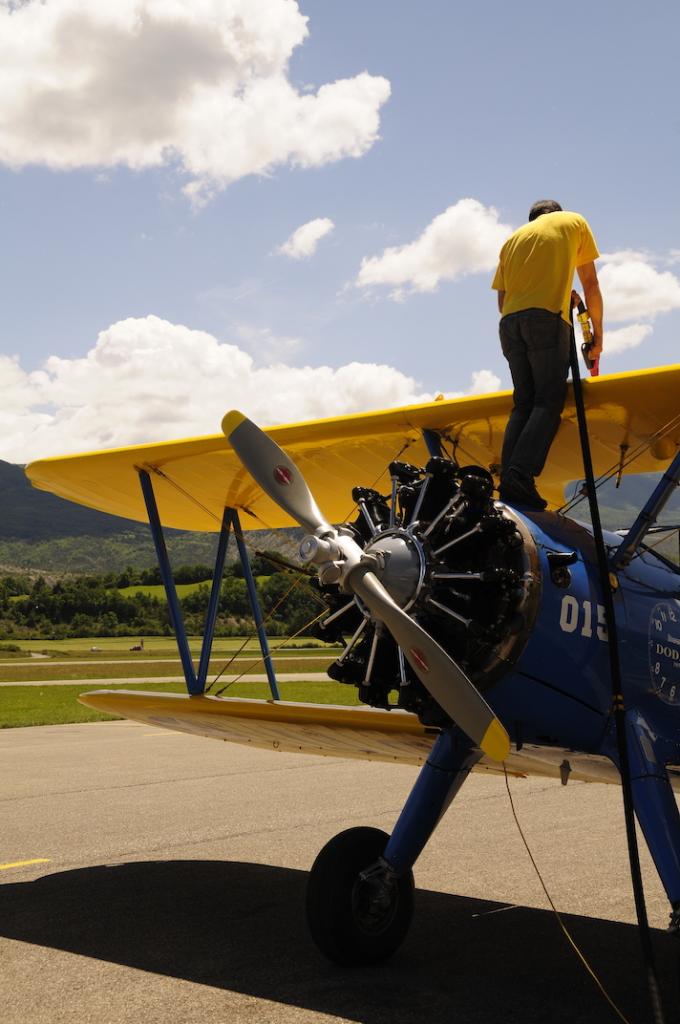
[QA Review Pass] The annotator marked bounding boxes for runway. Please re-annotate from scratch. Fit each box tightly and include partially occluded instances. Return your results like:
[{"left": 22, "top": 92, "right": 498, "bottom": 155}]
[{"left": 1, "top": 720, "right": 678, "bottom": 1023}]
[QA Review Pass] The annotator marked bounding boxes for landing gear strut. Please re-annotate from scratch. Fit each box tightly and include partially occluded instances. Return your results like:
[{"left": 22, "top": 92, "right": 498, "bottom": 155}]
[{"left": 305, "top": 827, "right": 414, "bottom": 965}]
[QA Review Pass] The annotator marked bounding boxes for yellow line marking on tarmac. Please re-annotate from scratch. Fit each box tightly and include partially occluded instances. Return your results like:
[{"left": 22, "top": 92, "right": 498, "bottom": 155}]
[{"left": 0, "top": 858, "right": 51, "bottom": 871}]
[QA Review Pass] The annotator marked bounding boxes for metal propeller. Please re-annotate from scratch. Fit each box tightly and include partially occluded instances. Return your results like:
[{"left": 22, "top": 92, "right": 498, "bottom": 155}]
[{"left": 222, "top": 410, "right": 510, "bottom": 762}]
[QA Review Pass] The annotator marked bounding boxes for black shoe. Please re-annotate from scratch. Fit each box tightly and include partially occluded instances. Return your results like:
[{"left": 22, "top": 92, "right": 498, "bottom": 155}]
[
  {"left": 668, "top": 903, "right": 680, "bottom": 934},
  {"left": 499, "top": 470, "right": 548, "bottom": 510}
]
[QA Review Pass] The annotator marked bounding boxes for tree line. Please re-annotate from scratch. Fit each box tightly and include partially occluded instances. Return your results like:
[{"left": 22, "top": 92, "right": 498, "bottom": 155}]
[{"left": 0, "top": 556, "right": 323, "bottom": 640}]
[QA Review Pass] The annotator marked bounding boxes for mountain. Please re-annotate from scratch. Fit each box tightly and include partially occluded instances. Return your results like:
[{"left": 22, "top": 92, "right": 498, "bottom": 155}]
[
  {"left": 0, "top": 459, "right": 677, "bottom": 575},
  {"left": 0, "top": 460, "right": 142, "bottom": 540},
  {"left": 569, "top": 475, "right": 680, "bottom": 528},
  {"left": 0, "top": 461, "right": 301, "bottom": 574}
]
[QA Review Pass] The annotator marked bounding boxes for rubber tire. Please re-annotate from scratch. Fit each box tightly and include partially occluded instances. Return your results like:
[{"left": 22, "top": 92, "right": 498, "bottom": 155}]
[{"left": 305, "top": 827, "right": 415, "bottom": 966}]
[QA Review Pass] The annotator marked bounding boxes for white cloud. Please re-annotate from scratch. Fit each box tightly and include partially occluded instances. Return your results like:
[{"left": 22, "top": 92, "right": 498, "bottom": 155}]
[
  {"left": 598, "top": 249, "right": 651, "bottom": 265},
  {"left": 356, "top": 199, "right": 513, "bottom": 298},
  {"left": 232, "top": 323, "right": 302, "bottom": 362},
  {"left": 442, "top": 369, "right": 502, "bottom": 399},
  {"left": 278, "top": 217, "right": 335, "bottom": 259},
  {"left": 599, "top": 252, "right": 680, "bottom": 322},
  {"left": 604, "top": 323, "right": 653, "bottom": 355},
  {"left": 3, "top": 316, "right": 501, "bottom": 463},
  {"left": 0, "top": 0, "right": 390, "bottom": 203},
  {"left": 466, "top": 369, "right": 502, "bottom": 394}
]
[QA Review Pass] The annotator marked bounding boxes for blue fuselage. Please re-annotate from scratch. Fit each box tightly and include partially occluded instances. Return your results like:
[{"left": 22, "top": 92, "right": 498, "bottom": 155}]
[{"left": 489, "top": 509, "right": 680, "bottom": 763}]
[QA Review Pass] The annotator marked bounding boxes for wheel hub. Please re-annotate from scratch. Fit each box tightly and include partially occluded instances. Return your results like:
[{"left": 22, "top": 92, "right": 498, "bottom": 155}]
[{"left": 352, "top": 875, "right": 399, "bottom": 934}]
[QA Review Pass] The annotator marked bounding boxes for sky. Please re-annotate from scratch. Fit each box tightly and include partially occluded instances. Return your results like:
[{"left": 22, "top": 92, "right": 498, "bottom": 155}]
[{"left": 1, "top": 0, "right": 678, "bottom": 462}]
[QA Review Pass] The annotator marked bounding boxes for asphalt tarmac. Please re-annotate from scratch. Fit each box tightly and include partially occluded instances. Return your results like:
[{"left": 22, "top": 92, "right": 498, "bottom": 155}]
[{"left": 1, "top": 719, "right": 679, "bottom": 1024}]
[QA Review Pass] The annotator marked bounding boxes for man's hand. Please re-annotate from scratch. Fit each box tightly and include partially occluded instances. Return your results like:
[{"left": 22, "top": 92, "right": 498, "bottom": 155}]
[
  {"left": 572, "top": 283, "right": 602, "bottom": 359},
  {"left": 576, "top": 261, "right": 604, "bottom": 356}
]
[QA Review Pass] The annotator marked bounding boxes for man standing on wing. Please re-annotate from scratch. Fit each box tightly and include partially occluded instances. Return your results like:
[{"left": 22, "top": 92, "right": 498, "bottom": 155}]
[{"left": 492, "top": 199, "right": 604, "bottom": 509}]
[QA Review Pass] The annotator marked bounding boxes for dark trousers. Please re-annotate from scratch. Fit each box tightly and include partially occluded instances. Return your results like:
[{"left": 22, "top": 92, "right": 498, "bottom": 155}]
[{"left": 499, "top": 308, "right": 571, "bottom": 480}]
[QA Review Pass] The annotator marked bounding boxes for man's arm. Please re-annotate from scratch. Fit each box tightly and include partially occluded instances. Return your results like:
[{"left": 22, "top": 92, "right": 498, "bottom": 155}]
[
  {"left": 576, "top": 261, "right": 603, "bottom": 356},
  {"left": 497, "top": 290, "right": 505, "bottom": 314}
]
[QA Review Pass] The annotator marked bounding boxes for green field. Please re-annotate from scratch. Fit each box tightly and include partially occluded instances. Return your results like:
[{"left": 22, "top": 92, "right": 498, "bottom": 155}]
[
  {"left": 0, "top": 654, "right": 334, "bottom": 683},
  {"left": 0, "top": 634, "right": 349, "bottom": 728},
  {"left": 1, "top": 680, "right": 360, "bottom": 728},
  {"left": 116, "top": 581, "right": 208, "bottom": 599},
  {"left": 115, "top": 578, "right": 271, "bottom": 599},
  {"left": 0, "top": 635, "right": 338, "bottom": 657},
  {"left": 6, "top": 587, "right": 211, "bottom": 603}
]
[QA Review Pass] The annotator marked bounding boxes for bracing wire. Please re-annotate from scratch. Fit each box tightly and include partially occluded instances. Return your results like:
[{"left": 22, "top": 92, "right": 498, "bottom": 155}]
[
  {"left": 147, "top": 465, "right": 329, "bottom": 691},
  {"left": 204, "top": 551, "right": 326, "bottom": 693},
  {"left": 149, "top": 465, "right": 287, "bottom": 558},
  {"left": 154, "top": 437, "right": 420, "bottom": 695},
  {"left": 204, "top": 633, "right": 250, "bottom": 692},
  {"left": 211, "top": 607, "right": 329, "bottom": 698},
  {"left": 439, "top": 431, "right": 483, "bottom": 468},
  {"left": 557, "top": 411, "right": 680, "bottom": 518},
  {"left": 182, "top": 436, "right": 417, "bottom": 691},
  {"left": 150, "top": 430, "right": 497, "bottom": 699},
  {"left": 339, "top": 438, "right": 415, "bottom": 525},
  {"left": 151, "top": 464, "right": 325, "bottom": 594},
  {"left": 205, "top": 444, "right": 426, "bottom": 694},
  {"left": 205, "top": 572, "right": 317, "bottom": 690}
]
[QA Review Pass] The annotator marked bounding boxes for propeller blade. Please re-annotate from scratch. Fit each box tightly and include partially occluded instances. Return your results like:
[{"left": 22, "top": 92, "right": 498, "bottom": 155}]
[
  {"left": 350, "top": 567, "right": 510, "bottom": 762},
  {"left": 223, "top": 411, "right": 330, "bottom": 535},
  {"left": 223, "top": 410, "right": 509, "bottom": 762}
]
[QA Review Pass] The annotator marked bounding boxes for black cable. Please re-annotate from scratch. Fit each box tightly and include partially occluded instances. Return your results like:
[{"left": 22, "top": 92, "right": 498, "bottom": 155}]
[
  {"left": 569, "top": 316, "right": 666, "bottom": 1024},
  {"left": 503, "top": 766, "right": 633, "bottom": 1023}
]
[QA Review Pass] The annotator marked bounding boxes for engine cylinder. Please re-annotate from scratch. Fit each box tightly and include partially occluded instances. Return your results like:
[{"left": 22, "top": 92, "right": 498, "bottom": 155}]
[{"left": 316, "top": 461, "right": 540, "bottom": 726}]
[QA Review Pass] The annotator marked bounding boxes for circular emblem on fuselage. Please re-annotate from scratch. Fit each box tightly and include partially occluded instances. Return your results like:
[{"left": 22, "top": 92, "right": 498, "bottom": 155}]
[
  {"left": 274, "top": 466, "right": 293, "bottom": 486},
  {"left": 648, "top": 600, "right": 680, "bottom": 704}
]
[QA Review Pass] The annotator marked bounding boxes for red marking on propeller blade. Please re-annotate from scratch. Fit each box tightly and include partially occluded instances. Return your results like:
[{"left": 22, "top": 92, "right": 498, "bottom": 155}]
[
  {"left": 274, "top": 466, "right": 293, "bottom": 487},
  {"left": 410, "top": 648, "right": 429, "bottom": 673}
]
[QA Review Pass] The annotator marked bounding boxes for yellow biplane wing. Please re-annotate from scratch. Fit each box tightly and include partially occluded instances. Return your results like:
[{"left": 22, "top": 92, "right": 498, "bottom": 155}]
[
  {"left": 26, "top": 363, "right": 680, "bottom": 787},
  {"left": 78, "top": 689, "right": 633, "bottom": 787},
  {"left": 25, "top": 363, "right": 680, "bottom": 530}
]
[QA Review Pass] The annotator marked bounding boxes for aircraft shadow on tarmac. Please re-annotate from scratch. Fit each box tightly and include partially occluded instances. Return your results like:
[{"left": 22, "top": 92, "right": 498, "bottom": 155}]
[{"left": 0, "top": 859, "right": 676, "bottom": 1023}]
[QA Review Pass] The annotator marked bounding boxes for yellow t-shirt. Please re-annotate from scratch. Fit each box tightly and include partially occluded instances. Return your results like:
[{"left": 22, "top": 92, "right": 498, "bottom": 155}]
[{"left": 491, "top": 211, "right": 599, "bottom": 323}]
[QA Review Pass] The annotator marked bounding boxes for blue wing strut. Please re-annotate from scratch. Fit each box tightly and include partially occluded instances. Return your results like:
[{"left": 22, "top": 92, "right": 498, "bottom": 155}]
[{"left": 138, "top": 469, "right": 279, "bottom": 699}]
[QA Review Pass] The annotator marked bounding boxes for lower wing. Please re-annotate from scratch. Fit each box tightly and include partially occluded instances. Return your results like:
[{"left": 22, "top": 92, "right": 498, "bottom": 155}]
[{"left": 79, "top": 689, "right": 672, "bottom": 789}]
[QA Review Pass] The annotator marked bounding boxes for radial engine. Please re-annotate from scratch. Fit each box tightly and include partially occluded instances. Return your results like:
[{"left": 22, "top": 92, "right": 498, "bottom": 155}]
[{"left": 314, "top": 458, "right": 541, "bottom": 726}]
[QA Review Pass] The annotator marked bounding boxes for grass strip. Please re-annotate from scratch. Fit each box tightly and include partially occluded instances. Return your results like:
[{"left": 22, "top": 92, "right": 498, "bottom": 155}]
[
  {"left": 0, "top": 680, "right": 361, "bottom": 728},
  {"left": 0, "top": 656, "right": 334, "bottom": 683},
  {"left": 6, "top": 637, "right": 336, "bottom": 655},
  {"left": 0, "top": 647, "right": 332, "bottom": 663}
]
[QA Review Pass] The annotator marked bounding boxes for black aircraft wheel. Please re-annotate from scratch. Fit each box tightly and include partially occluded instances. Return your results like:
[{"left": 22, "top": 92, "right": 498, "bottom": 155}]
[{"left": 305, "top": 827, "right": 414, "bottom": 966}]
